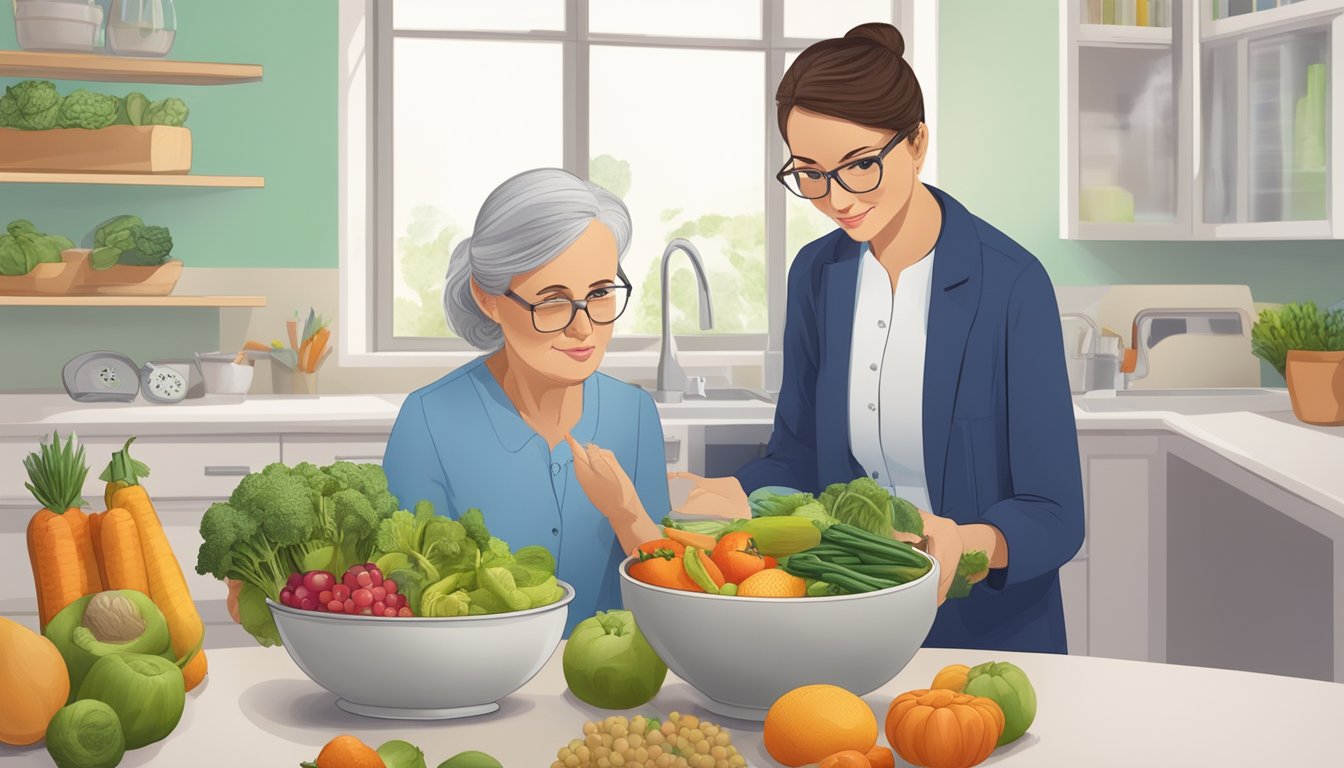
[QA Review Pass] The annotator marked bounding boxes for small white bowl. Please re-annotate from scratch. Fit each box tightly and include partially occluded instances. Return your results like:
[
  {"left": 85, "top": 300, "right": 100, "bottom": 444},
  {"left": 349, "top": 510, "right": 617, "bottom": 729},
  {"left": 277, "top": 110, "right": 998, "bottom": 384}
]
[
  {"left": 619, "top": 553, "right": 939, "bottom": 721},
  {"left": 14, "top": 0, "right": 102, "bottom": 52},
  {"left": 268, "top": 581, "right": 574, "bottom": 720},
  {"left": 195, "top": 352, "right": 255, "bottom": 395}
]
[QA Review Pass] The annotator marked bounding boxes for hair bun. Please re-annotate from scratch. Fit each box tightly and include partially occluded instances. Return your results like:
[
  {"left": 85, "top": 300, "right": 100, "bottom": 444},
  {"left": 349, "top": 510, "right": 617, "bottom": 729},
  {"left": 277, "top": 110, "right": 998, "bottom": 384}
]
[{"left": 844, "top": 22, "right": 904, "bottom": 57}]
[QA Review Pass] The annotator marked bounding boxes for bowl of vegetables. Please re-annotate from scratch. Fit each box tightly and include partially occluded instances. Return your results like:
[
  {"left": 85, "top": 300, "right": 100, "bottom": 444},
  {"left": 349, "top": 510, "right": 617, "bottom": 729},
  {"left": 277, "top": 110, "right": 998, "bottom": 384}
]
[{"left": 618, "top": 480, "right": 941, "bottom": 721}]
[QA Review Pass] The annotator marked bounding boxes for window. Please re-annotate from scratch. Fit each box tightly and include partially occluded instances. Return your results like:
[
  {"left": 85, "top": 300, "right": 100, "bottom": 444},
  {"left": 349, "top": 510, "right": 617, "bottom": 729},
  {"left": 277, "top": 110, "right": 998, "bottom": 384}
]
[{"left": 341, "top": 0, "right": 929, "bottom": 366}]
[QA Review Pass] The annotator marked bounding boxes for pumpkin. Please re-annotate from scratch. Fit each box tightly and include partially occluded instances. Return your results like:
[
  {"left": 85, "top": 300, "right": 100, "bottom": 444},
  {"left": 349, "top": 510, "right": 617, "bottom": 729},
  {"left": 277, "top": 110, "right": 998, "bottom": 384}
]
[
  {"left": 884, "top": 688, "right": 1004, "bottom": 768},
  {"left": 0, "top": 616, "right": 71, "bottom": 745},
  {"left": 963, "top": 661, "right": 1037, "bottom": 746}
]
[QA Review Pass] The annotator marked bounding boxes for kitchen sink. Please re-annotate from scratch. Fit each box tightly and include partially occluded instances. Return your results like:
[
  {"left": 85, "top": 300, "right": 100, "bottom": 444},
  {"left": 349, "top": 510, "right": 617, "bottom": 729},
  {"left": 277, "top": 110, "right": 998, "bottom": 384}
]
[
  {"left": 684, "top": 388, "right": 773, "bottom": 402},
  {"left": 1073, "top": 388, "right": 1292, "bottom": 415}
]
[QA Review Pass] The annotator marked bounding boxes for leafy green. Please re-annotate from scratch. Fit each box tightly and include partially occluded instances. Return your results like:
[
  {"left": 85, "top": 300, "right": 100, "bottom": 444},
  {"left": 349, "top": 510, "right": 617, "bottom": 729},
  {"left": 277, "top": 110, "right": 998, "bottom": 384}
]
[
  {"left": 1251, "top": 302, "right": 1344, "bottom": 376},
  {"left": 791, "top": 501, "right": 841, "bottom": 531},
  {"left": 948, "top": 550, "right": 990, "bottom": 600},
  {"left": 59, "top": 89, "right": 118, "bottom": 130},
  {"left": 237, "top": 582, "right": 281, "bottom": 646},
  {"left": 890, "top": 496, "right": 923, "bottom": 536},
  {"left": 513, "top": 545, "right": 556, "bottom": 587},
  {"left": 119, "top": 224, "right": 173, "bottom": 265},
  {"left": 459, "top": 507, "right": 492, "bottom": 552},
  {"left": 114, "top": 92, "right": 151, "bottom": 126},
  {"left": 143, "top": 96, "right": 189, "bottom": 127},
  {"left": 0, "top": 80, "right": 62, "bottom": 130},
  {"left": 748, "top": 486, "right": 816, "bottom": 517},
  {"left": 821, "top": 478, "right": 895, "bottom": 536},
  {"left": 659, "top": 515, "right": 733, "bottom": 538},
  {"left": 93, "top": 215, "right": 143, "bottom": 249},
  {"left": 479, "top": 567, "right": 530, "bottom": 612},
  {"left": 0, "top": 231, "right": 61, "bottom": 275}
]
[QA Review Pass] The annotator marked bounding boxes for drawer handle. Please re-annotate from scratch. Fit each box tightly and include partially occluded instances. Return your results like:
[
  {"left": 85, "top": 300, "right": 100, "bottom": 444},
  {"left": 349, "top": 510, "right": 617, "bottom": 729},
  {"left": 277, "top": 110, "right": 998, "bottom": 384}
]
[
  {"left": 203, "top": 465, "right": 251, "bottom": 477},
  {"left": 335, "top": 455, "right": 384, "bottom": 462},
  {"left": 664, "top": 439, "right": 681, "bottom": 464}
]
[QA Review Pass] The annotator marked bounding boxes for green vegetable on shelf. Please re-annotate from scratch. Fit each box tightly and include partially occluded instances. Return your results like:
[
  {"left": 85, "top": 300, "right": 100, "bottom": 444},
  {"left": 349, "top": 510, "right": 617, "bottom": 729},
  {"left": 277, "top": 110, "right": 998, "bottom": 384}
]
[
  {"left": 114, "top": 92, "right": 151, "bottom": 127},
  {"left": 58, "top": 90, "right": 119, "bottom": 130},
  {"left": 90, "top": 214, "right": 176, "bottom": 268},
  {"left": 0, "top": 80, "right": 62, "bottom": 130},
  {"left": 143, "top": 97, "right": 189, "bottom": 127},
  {"left": 0, "top": 219, "right": 73, "bottom": 276}
]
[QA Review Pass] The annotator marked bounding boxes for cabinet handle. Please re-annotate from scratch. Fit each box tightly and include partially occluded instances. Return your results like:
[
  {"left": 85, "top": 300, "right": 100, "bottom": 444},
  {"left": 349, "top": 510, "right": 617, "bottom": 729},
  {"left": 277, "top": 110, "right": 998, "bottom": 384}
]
[
  {"left": 203, "top": 465, "right": 251, "bottom": 477},
  {"left": 664, "top": 439, "right": 681, "bottom": 463},
  {"left": 335, "top": 455, "right": 384, "bottom": 462}
]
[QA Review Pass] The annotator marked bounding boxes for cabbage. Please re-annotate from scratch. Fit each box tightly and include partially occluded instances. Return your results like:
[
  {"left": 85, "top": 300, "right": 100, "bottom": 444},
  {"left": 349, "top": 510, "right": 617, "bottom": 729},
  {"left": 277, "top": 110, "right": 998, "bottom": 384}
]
[
  {"left": 562, "top": 610, "right": 667, "bottom": 709},
  {"left": 43, "top": 590, "right": 175, "bottom": 703},
  {"left": 45, "top": 700, "right": 125, "bottom": 768},
  {"left": 376, "top": 739, "right": 427, "bottom": 768},
  {"left": 76, "top": 652, "right": 185, "bottom": 749}
]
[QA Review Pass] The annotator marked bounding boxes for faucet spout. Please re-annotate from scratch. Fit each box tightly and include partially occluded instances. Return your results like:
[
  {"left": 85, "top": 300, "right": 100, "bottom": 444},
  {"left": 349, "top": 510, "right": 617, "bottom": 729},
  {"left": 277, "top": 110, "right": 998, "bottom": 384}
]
[
  {"left": 655, "top": 238, "right": 714, "bottom": 402},
  {"left": 1122, "top": 307, "right": 1252, "bottom": 386}
]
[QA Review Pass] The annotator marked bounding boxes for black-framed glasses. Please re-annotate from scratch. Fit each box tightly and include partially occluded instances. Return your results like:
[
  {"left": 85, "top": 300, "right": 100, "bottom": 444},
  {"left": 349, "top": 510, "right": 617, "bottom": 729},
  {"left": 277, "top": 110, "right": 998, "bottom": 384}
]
[
  {"left": 776, "top": 123, "right": 920, "bottom": 200},
  {"left": 504, "top": 268, "right": 633, "bottom": 333}
]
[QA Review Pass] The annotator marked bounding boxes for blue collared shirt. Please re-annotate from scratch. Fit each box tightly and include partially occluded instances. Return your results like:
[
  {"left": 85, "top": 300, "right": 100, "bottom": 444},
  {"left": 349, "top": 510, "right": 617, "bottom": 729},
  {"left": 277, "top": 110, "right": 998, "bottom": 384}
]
[{"left": 382, "top": 356, "right": 670, "bottom": 637}]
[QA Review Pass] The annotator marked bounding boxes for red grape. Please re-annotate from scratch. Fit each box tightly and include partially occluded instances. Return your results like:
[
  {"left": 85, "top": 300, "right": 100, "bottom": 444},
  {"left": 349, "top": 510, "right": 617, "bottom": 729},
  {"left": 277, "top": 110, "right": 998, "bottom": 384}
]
[
  {"left": 332, "top": 585, "right": 351, "bottom": 602},
  {"left": 280, "top": 588, "right": 295, "bottom": 605},
  {"left": 383, "top": 608, "right": 398, "bottom": 617},
  {"left": 348, "top": 564, "right": 366, "bottom": 574},
  {"left": 383, "top": 579, "right": 398, "bottom": 596},
  {"left": 368, "top": 570, "right": 383, "bottom": 588},
  {"left": 355, "top": 571, "right": 373, "bottom": 589},
  {"left": 353, "top": 589, "right": 373, "bottom": 608},
  {"left": 327, "top": 599, "right": 344, "bottom": 612},
  {"left": 287, "top": 573, "right": 304, "bottom": 589},
  {"left": 358, "top": 608, "right": 373, "bottom": 616},
  {"left": 299, "top": 597, "right": 318, "bottom": 611},
  {"left": 304, "top": 571, "right": 335, "bottom": 593},
  {"left": 384, "top": 594, "right": 400, "bottom": 610},
  {"left": 398, "top": 607, "right": 414, "bottom": 617},
  {"left": 372, "top": 601, "right": 386, "bottom": 614},
  {"left": 342, "top": 573, "right": 361, "bottom": 591},
  {"left": 344, "top": 598, "right": 356, "bottom": 613},
  {"left": 294, "top": 585, "right": 311, "bottom": 601},
  {"left": 371, "top": 586, "right": 387, "bottom": 603},
  {"left": 362, "top": 562, "right": 377, "bottom": 571},
  {"left": 319, "top": 590, "right": 334, "bottom": 604}
]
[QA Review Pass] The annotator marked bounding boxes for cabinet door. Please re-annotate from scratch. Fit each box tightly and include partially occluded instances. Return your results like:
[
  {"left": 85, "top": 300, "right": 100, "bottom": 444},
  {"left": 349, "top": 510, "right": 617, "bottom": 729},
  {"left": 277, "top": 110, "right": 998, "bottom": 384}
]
[
  {"left": 281, "top": 434, "right": 391, "bottom": 466},
  {"left": 1060, "top": 558, "right": 1090, "bottom": 656}
]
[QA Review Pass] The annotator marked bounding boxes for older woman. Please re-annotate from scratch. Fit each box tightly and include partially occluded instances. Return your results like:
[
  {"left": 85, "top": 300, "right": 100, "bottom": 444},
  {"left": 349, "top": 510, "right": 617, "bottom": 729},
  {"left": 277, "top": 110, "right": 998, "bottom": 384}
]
[{"left": 381, "top": 168, "right": 666, "bottom": 635}]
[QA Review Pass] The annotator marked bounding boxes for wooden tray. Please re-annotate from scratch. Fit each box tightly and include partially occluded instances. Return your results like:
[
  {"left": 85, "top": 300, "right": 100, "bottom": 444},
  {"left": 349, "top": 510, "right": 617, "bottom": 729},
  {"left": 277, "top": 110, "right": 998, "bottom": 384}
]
[
  {"left": 0, "top": 248, "right": 88, "bottom": 295},
  {"left": 73, "top": 258, "right": 183, "bottom": 295},
  {"left": 0, "top": 125, "right": 191, "bottom": 173}
]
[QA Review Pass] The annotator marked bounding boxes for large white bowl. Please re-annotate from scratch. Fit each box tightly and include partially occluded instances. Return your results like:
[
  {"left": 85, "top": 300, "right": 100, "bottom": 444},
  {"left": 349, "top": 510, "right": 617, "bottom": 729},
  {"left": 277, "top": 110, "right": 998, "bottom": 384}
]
[
  {"left": 619, "top": 554, "right": 939, "bottom": 721},
  {"left": 268, "top": 581, "right": 574, "bottom": 720}
]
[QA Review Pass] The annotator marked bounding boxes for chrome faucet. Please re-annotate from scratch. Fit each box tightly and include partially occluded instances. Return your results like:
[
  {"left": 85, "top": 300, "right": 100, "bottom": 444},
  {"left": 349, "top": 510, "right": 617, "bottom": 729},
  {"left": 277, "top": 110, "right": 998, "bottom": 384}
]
[
  {"left": 653, "top": 238, "right": 714, "bottom": 403},
  {"left": 1060, "top": 312, "right": 1101, "bottom": 357},
  {"left": 1121, "top": 307, "right": 1252, "bottom": 387}
]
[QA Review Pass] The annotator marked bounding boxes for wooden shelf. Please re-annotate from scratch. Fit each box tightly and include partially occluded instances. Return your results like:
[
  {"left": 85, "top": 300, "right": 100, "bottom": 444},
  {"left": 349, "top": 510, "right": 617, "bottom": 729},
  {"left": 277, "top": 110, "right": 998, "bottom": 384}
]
[
  {"left": 1078, "top": 24, "right": 1173, "bottom": 47},
  {"left": 0, "top": 51, "right": 262, "bottom": 85},
  {"left": 0, "top": 296, "right": 267, "bottom": 307},
  {"left": 0, "top": 172, "right": 264, "bottom": 187}
]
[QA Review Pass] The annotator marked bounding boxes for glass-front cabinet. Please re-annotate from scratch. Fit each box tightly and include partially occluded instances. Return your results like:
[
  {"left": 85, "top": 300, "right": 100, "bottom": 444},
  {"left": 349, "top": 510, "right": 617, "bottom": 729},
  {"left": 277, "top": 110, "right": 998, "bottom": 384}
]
[{"left": 1063, "top": 0, "right": 1344, "bottom": 239}]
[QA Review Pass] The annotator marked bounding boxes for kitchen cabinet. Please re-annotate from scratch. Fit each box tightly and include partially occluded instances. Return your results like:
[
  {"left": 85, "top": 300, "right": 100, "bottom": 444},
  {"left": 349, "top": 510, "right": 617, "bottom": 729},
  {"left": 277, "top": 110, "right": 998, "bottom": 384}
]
[
  {"left": 1062, "top": 0, "right": 1344, "bottom": 239},
  {"left": 280, "top": 434, "right": 389, "bottom": 465}
]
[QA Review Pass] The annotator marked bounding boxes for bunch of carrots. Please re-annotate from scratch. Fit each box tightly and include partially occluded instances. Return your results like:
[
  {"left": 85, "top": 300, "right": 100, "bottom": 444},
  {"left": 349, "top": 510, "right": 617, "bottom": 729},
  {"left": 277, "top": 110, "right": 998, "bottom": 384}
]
[
  {"left": 23, "top": 432, "right": 207, "bottom": 691},
  {"left": 242, "top": 307, "right": 332, "bottom": 374}
]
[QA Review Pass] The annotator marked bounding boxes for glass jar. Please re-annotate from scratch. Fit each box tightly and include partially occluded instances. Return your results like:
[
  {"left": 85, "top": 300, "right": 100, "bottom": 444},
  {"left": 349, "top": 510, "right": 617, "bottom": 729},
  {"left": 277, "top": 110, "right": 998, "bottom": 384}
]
[{"left": 107, "top": 0, "right": 176, "bottom": 57}]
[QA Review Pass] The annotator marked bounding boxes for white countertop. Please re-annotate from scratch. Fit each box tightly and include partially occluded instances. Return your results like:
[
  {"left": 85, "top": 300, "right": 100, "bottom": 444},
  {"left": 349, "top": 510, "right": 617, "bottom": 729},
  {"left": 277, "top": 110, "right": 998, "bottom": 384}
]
[
  {"left": 1, "top": 643, "right": 1339, "bottom": 767},
  {"left": 1, "top": 391, "right": 1340, "bottom": 515}
]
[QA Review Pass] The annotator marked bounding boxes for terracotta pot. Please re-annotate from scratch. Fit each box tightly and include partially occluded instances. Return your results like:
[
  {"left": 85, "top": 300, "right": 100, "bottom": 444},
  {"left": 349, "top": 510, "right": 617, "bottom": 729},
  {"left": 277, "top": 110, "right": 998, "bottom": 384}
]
[{"left": 1285, "top": 350, "right": 1344, "bottom": 426}]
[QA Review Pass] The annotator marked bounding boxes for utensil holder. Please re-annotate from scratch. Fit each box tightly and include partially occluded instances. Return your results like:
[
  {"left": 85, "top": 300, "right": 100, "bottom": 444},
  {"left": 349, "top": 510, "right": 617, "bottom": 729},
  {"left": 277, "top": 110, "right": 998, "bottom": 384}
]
[{"left": 272, "top": 365, "right": 318, "bottom": 396}]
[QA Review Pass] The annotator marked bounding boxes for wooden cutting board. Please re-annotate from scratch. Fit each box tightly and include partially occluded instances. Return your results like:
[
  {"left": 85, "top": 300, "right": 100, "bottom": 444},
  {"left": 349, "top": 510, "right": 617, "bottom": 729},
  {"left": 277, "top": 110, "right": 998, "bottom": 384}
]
[{"left": 0, "top": 125, "right": 191, "bottom": 173}]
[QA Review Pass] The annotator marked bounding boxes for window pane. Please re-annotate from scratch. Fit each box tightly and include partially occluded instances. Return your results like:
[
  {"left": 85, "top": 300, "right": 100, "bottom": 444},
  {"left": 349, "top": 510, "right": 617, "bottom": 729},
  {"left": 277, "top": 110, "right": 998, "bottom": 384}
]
[
  {"left": 393, "top": 0, "right": 564, "bottom": 32},
  {"left": 392, "top": 40, "right": 563, "bottom": 339},
  {"left": 781, "top": 52, "right": 839, "bottom": 270},
  {"left": 589, "top": 0, "right": 761, "bottom": 39},
  {"left": 590, "top": 46, "right": 765, "bottom": 335},
  {"left": 783, "top": 0, "right": 894, "bottom": 40}
]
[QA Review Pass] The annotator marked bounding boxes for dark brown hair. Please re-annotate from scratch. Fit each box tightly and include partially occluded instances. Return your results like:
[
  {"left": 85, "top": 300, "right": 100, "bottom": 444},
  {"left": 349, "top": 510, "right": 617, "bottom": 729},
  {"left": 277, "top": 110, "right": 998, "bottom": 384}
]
[{"left": 776, "top": 22, "right": 925, "bottom": 144}]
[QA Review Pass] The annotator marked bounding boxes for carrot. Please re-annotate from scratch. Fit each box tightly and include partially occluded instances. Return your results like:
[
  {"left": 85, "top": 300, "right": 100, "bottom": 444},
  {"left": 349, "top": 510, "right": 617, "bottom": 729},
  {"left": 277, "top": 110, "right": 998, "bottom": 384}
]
[
  {"left": 87, "top": 511, "right": 108, "bottom": 591},
  {"left": 23, "top": 432, "right": 96, "bottom": 628},
  {"left": 304, "top": 327, "right": 330, "bottom": 372},
  {"left": 663, "top": 526, "right": 717, "bottom": 551},
  {"left": 865, "top": 745, "right": 896, "bottom": 768},
  {"left": 819, "top": 751, "right": 872, "bottom": 768},
  {"left": 102, "top": 437, "right": 207, "bottom": 691},
  {"left": 100, "top": 508, "right": 150, "bottom": 594}
]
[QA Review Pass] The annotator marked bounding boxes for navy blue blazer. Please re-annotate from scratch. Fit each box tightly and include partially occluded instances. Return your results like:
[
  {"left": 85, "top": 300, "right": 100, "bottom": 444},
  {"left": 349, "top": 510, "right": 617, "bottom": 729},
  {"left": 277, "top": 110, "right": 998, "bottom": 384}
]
[{"left": 735, "top": 184, "right": 1085, "bottom": 653}]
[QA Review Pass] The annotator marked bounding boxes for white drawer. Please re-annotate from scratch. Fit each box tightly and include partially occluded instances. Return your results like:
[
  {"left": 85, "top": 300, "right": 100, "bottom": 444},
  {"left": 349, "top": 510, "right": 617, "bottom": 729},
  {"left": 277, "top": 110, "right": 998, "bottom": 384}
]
[
  {"left": 0, "top": 435, "right": 281, "bottom": 503},
  {"left": 281, "top": 434, "right": 390, "bottom": 466}
]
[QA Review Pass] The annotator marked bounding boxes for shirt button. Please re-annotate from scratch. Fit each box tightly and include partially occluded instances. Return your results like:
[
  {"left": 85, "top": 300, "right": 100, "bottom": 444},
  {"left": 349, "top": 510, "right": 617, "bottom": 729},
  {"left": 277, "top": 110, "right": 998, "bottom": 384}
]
[
  {"left": 552, "top": 528, "right": 560, "bottom": 536},
  {"left": 868, "top": 403, "right": 877, "bottom": 411},
  {"left": 551, "top": 463, "right": 561, "bottom": 476},
  {"left": 872, "top": 471, "right": 880, "bottom": 479},
  {"left": 870, "top": 363, "right": 878, "bottom": 371},
  {"left": 877, "top": 320, "right": 887, "bottom": 329}
]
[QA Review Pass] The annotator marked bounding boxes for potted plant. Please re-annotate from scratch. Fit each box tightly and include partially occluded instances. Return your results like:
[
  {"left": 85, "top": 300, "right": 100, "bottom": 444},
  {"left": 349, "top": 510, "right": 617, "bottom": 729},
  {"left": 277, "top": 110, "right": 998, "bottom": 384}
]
[{"left": 1251, "top": 302, "right": 1344, "bottom": 426}]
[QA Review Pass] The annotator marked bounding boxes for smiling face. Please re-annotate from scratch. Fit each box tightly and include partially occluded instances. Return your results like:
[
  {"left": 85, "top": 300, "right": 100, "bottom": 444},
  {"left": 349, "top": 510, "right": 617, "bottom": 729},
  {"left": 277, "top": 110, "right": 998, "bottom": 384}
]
[
  {"left": 473, "top": 220, "right": 623, "bottom": 386},
  {"left": 784, "top": 106, "right": 927, "bottom": 244}
]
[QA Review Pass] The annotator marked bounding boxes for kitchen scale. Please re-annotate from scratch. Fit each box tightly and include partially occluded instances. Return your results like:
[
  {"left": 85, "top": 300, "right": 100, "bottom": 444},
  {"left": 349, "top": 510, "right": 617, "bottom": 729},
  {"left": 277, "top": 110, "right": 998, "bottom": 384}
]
[{"left": 62, "top": 351, "right": 204, "bottom": 404}]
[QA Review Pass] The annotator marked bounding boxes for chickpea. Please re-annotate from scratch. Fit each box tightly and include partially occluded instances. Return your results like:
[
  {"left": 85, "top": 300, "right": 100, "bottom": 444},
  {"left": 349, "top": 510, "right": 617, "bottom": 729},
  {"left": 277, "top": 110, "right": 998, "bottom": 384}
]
[
  {"left": 558, "top": 747, "right": 572, "bottom": 761},
  {"left": 564, "top": 756, "right": 580, "bottom": 768},
  {"left": 597, "top": 758, "right": 611, "bottom": 768},
  {"left": 695, "top": 740, "right": 711, "bottom": 755},
  {"left": 647, "top": 730, "right": 665, "bottom": 746},
  {"left": 577, "top": 745, "right": 592, "bottom": 762},
  {"left": 688, "top": 729, "right": 704, "bottom": 743},
  {"left": 613, "top": 738, "right": 629, "bottom": 754},
  {"left": 711, "top": 745, "right": 728, "bottom": 760},
  {"left": 714, "top": 732, "right": 731, "bottom": 747},
  {"left": 661, "top": 722, "right": 676, "bottom": 736},
  {"left": 610, "top": 753, "right": 624, "bottom": 767},
  {"left": 635, "top": 746, "right": 650, "bottom": 763}
]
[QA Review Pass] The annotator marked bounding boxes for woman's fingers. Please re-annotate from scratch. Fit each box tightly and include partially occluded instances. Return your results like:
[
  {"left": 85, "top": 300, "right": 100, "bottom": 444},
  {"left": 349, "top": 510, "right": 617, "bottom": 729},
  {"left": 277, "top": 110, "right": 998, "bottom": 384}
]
[
  {"left": 566, "top": 434, "right": 590, "bottom": 468},
  {"left": 668, "top": 471, "right": 703, "bottom": 482}
]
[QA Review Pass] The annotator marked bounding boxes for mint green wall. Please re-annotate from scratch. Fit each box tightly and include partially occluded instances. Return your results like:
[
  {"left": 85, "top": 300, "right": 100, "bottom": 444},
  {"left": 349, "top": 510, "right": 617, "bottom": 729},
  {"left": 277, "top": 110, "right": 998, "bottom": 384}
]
[
  {"left": 0, "top": 0, "right": 335, "bottom": 390},
  {"left": 937, "top": 0, "right": 1344, "bottom": 384}
]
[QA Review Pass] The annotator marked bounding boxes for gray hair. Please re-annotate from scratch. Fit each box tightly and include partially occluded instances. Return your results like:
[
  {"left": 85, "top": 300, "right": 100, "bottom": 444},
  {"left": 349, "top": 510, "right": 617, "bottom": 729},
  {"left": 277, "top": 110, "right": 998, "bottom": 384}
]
[{"left": 443, "top": 168, "right": 632, "bottom": 351}]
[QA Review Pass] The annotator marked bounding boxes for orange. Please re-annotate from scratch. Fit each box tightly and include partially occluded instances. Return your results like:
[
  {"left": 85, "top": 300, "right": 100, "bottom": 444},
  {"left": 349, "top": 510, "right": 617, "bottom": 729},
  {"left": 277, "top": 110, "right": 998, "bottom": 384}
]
[
  {"left": 305, "top": 734, "right": 386, "bottom": 768},
  {"left": 930, "top": 663, "right": 970, "bottom": 692},
  {"left": 764, "top": 684, "right": 879, "bottom": 767},
  {"left": 736, "top": 568, "right": 806, "bottom": 598}
]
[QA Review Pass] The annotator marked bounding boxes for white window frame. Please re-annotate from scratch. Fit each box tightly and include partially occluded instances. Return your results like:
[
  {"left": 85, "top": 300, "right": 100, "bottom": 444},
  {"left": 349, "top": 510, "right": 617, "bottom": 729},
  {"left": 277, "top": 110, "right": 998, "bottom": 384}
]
[{"left": 339, "top": 0, "right": 936, "bottom": 371}]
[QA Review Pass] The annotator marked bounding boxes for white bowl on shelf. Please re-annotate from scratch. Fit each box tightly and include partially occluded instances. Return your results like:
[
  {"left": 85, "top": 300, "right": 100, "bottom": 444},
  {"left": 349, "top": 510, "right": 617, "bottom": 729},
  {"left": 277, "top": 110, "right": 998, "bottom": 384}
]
[
  {"left": 14, "top": 0, "right": 103, "bottom": 52},
  {"left": 195, "top": 352, "right": 256, "bottom": 396}
]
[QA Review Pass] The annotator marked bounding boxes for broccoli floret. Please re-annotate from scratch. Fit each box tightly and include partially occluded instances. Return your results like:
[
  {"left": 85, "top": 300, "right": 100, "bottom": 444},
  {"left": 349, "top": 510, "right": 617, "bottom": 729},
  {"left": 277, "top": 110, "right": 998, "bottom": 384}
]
[
  {"left": 58, "top": 89, "right": 118, "bottom": 130},
  {"left": 196, "top": 502, "right": 254, "bottom": 580},
  {"left": 253, "top": 474, "right": 320, "bottom": 547},
  {"left": 322, "top": 461, "right": 367, "bottom": 494},
  {"left": 359, "top": 464, "right": 390, "bottom": 496},
  {"left": 142, "top": 96, "right": 188, "bottom": 127},
  {"left": 114, "top": 224, "right": 173, "bottom": 266},
  {"left": 948, "top": 550, "right": 991, "bottom": 599},
  {"left": 0, "top": 80, "right": 62, "bottom": 130},
  {"left": 459, "top": 508, "right": 491, "bottom": 551}
]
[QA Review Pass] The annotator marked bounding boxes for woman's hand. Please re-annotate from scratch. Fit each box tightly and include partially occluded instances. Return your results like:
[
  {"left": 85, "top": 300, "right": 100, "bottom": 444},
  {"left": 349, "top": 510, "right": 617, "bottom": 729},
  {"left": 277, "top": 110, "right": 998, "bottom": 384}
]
[
  {"left": 566, "top": 435, "right": 661, "bottom": 553},
  {"left": 920, "top": 511, "right": 1004, "bottom": 605},
  {"left": 667, "top": 472, "right": 751, "bottom": 519}
]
